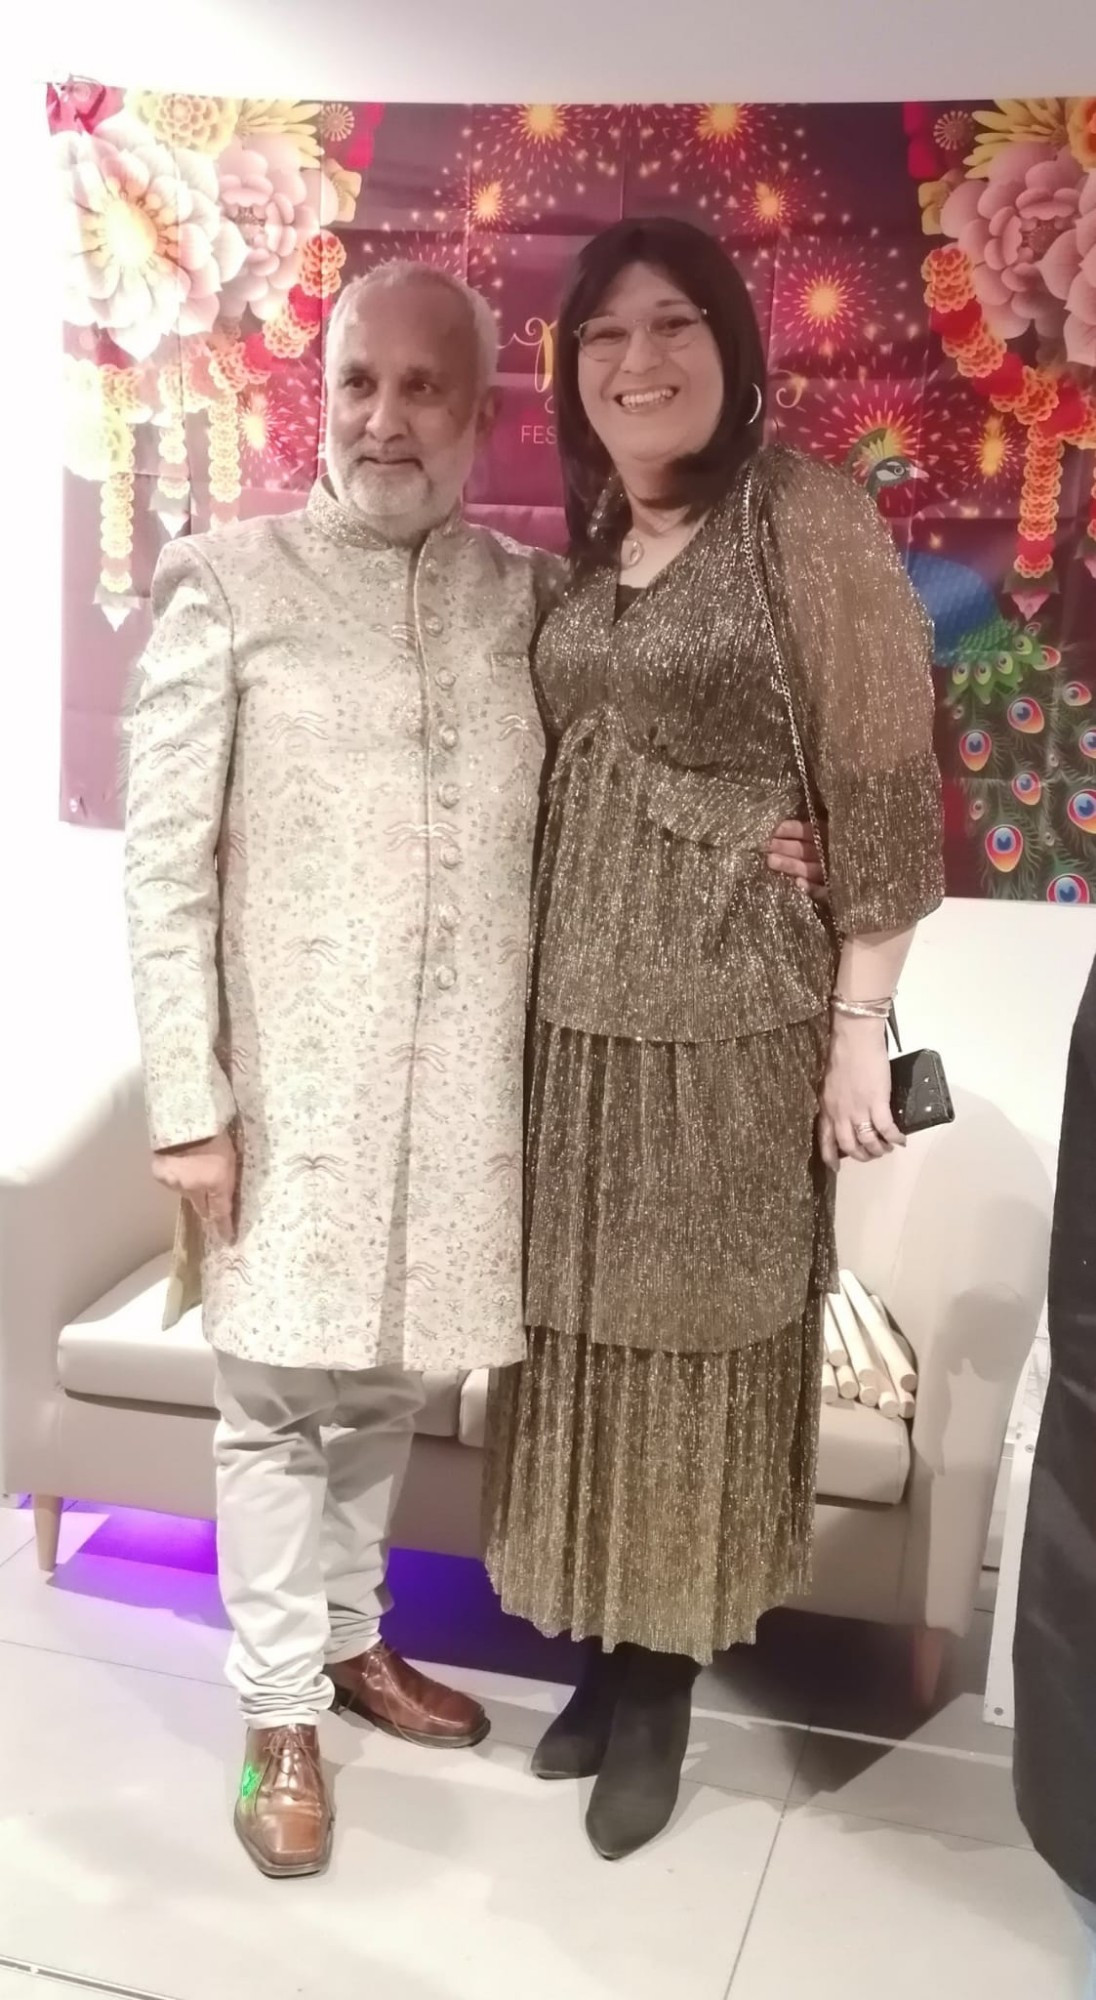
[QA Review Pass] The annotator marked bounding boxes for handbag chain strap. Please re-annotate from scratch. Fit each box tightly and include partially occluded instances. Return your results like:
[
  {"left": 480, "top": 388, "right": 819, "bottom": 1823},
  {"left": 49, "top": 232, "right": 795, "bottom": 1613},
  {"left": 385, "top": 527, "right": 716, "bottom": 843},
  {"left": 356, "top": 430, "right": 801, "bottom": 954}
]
[{"left": 740, "top": 467, "right": 901, "bottom": 1051}]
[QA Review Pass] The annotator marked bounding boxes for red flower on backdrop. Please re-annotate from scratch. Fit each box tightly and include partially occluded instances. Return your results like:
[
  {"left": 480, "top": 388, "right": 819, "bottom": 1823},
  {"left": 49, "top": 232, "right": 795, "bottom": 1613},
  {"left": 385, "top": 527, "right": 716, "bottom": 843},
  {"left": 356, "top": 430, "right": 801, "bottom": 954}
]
[
  {"left": 904, "top": 103, "right": 945, "bottom": 183},
  {"left": 46, "top": 79, "right": 124, "bottom": 135},
  {"left": 286, "top": 288, "right": 326, "bottom": 327},
  {"left": 345, "top": 103, "right": 384, "bottom": 171},
  {"left": 78, "top": 330, "right": 140, "bottom": 372},
  {"left": 244, "top": 332, "right": 280, "bottom": 377},
  {"left": 903, "top": 102, "right": 976, "bottom": 185}
]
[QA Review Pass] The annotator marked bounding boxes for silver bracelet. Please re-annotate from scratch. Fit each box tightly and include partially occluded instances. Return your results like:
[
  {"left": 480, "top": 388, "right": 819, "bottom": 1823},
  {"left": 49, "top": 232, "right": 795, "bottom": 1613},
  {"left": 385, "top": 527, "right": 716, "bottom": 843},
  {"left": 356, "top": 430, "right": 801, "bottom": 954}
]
[{"left": 831, "top": 994, "right": 893, "bottom": 1021}]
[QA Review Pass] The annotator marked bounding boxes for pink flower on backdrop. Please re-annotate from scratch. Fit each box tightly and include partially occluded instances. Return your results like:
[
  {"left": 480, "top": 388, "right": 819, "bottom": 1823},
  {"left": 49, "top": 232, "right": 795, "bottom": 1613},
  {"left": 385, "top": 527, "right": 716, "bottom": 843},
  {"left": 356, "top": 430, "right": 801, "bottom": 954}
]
[
  {"left": 941, "top": 142, "right": 1084, "bottom": 343},
  {"left": 46, "top": 80, "right": 124, "bottom": 136},
  {"left": 1040, "top": 171, "right": 1096, "bottom": 367},
  {"left": 216, "top": 134, "right": 339, "bottom": 323},
  {"left": 56, "top": 113, "right": 247, "bottom": 360}
]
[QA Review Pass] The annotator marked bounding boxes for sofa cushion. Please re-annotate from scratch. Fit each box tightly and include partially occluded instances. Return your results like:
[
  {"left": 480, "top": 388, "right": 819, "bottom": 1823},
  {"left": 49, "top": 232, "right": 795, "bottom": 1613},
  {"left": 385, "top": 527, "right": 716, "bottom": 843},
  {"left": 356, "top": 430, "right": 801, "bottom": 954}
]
[
  {"left": 457, "top": 1370, "right": 910, "bottom": 1506},
  {"left": 816, "top": 1402, "right": 910, "bottom": 1505},
  {"left": 59, "top": 1255, "right": 464, "bottom": 1438}
]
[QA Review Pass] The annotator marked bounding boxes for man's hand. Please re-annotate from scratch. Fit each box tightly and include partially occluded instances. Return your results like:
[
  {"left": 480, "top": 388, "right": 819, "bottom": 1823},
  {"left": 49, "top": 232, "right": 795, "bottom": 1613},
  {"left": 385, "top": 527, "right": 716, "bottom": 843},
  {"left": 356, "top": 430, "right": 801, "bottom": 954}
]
[
  {"left": 766, "top": 819, "right": 827, "bottom": 902},
  {"left": 152, "top": 1131, "right": 238, "bottom": 1239}
]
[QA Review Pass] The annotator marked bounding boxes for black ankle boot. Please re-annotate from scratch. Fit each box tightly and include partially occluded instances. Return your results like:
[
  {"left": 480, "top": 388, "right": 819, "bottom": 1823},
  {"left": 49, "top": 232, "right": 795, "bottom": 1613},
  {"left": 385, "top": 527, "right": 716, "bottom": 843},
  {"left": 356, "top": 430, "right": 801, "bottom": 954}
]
[
  {"left": 585, "top": 1646, "right": 698, "bottom": 1860},
  {"left": 532, "top": 1641, "right": 626, "bottom": 1781}
]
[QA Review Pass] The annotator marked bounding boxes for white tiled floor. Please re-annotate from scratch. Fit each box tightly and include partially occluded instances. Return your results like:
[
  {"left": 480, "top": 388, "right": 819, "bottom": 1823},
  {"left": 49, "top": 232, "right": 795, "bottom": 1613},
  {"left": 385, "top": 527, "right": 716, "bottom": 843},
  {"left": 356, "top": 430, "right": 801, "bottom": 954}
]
[{"left": 0, "top": 1504, "right": 1086, "bottom": 2000}]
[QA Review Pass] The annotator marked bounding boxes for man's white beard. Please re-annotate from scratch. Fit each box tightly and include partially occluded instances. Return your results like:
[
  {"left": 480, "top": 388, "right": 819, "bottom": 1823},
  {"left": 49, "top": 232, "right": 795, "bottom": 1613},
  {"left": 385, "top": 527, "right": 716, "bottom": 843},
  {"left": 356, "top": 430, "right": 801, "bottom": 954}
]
[
  {"left": 343, "top": 460, "right": 434, "bottom": 531},
  {"left": 327, "top": 438, "right": 476, "bottom": 543}
]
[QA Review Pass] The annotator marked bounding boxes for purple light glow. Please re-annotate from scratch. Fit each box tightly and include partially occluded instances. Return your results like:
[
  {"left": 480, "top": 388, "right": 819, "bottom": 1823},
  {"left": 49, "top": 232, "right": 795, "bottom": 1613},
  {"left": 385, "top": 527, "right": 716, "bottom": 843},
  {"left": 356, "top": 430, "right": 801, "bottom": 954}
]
[
  {"left": 16, "top": 1501, "right": 585, "bottom": 1683},
  {"left": 78, "top": 1507, "right": 219, "bottom": 1574}
]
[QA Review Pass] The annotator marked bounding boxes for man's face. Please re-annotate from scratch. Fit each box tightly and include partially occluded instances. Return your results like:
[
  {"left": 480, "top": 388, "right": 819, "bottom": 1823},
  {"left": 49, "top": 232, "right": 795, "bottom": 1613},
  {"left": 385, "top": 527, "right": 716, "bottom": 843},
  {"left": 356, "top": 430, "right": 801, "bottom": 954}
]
[{"left": 325, "top": 279, "right": 494, "bottom": 538}]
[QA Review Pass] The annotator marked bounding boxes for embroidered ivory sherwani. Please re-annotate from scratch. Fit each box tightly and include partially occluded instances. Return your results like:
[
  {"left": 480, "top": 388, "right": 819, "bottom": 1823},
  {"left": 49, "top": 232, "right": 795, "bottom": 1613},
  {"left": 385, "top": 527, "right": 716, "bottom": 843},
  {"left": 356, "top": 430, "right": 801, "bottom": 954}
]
[{"left": 124, "top": 481, "right": 556, "bottom": 1372}]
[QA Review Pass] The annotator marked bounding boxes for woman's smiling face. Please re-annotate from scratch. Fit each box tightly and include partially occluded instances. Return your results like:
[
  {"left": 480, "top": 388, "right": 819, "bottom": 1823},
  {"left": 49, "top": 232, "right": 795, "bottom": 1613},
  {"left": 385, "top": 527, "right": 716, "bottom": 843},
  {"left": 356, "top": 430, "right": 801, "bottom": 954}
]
[{"left": 576, "top": 261, "right": 726, "bottom": 490}]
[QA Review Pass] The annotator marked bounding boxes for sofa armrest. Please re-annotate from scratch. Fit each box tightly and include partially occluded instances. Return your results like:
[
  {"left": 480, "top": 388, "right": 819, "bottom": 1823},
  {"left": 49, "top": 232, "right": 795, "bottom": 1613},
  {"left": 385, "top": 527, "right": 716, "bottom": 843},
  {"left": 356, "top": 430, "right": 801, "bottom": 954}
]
[
  {"left": 897, "top": 1281, "right": 1039, "bottom": 1635},
  {"left": 881, "top": 1100, "right": 1052, "bottom": 1635},
  {"left": 0, "top": 1059, "right": 174, "bottom": 1490}
]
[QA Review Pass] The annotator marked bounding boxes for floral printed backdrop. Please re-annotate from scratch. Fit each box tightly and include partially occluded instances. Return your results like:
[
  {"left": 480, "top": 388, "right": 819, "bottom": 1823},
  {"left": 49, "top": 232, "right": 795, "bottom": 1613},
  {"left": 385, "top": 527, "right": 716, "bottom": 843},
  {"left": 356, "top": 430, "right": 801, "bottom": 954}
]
[{"left": 51, "top": 84, "right": 1096, "bottom": 900}]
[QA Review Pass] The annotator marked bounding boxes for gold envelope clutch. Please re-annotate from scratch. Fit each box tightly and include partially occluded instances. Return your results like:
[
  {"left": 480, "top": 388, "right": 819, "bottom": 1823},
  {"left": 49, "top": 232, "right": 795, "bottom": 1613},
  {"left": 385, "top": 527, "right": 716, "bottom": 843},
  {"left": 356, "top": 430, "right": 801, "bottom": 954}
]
[{"left": 162, "top": 1199, "right": 203, "bottom": 1331}]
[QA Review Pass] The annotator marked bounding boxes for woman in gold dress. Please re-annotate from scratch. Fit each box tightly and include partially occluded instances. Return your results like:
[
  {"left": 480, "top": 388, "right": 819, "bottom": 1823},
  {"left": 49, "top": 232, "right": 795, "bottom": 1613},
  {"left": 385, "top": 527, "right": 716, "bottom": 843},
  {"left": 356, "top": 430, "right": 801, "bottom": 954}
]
[{"left": 485, "top": 217, "right": 945, "bottom": 1859}]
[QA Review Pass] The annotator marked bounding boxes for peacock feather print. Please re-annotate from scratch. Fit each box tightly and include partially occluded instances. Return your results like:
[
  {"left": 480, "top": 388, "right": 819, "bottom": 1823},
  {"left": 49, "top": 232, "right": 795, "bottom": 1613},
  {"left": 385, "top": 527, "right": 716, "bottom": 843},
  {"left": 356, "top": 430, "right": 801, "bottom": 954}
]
[{"left": 846, "top": 439, "right": 1095, "bottom": 905}]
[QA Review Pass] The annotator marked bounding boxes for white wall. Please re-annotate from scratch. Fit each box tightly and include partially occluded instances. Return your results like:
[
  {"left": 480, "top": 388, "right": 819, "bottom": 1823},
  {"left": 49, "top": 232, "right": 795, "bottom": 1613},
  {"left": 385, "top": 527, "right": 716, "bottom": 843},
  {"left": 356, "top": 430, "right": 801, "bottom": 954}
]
[
  {"left": 24, "top": 0, "right": 1096, "bottom": 104},
  {"left": 5, "top": 2, "right": 1095, "bottom": 1145}
]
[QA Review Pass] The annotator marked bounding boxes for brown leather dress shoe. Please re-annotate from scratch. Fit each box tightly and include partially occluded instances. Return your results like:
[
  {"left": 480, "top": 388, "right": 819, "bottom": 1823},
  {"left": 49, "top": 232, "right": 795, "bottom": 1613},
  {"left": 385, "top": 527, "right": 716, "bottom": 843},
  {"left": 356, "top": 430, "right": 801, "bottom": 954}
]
[
  {"left": 329, "top": 1641, "right": 489, "bottom": 1749},
  {"left": 233, "top": 1725, "right": 334, "bottom": 1879}
]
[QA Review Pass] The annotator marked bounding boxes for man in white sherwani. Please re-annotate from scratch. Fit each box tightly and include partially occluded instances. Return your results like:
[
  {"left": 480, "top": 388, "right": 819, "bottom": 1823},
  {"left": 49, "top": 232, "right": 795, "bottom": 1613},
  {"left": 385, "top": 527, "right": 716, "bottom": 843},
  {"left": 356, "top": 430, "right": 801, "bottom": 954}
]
[{"left": 124, "top": 263, "right": 556, "bottom": 1877}]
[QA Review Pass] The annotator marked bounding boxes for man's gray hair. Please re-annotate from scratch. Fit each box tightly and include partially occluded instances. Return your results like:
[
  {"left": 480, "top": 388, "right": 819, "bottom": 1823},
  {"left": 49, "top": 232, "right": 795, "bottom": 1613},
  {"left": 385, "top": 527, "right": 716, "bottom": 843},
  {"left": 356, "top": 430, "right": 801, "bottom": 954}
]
[{"left": 324, "top": 262, "right": 499, "bottom": 392}]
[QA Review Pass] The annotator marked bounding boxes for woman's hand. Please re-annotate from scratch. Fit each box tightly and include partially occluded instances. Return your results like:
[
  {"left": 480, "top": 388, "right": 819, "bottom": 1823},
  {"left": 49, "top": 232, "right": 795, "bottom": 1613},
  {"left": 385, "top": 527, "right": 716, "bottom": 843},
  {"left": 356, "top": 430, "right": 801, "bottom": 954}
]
[{"left": 817, "top": 1014, "right": 904, "bottom": 1169}]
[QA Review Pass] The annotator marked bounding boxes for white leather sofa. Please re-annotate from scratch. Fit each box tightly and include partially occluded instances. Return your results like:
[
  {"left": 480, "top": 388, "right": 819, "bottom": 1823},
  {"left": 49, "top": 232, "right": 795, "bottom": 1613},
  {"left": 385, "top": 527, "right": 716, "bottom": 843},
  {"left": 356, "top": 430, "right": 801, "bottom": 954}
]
[{"left": 0, "top": 1052, "right": 1051, "bottom": 1703}]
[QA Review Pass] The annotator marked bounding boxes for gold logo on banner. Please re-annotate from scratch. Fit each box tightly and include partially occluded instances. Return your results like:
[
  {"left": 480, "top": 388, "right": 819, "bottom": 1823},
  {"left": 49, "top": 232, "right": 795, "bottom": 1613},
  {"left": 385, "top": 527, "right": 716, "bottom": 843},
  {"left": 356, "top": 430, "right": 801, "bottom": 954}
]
[
  {"left": 514, "top": 316, "right": 555, "bottom": 396},
  {"left": 509, "top": 316, "right": 557, "bottom": 446},
  {"left": 772, "top": 371, "right": 808, "bottom": 411}
]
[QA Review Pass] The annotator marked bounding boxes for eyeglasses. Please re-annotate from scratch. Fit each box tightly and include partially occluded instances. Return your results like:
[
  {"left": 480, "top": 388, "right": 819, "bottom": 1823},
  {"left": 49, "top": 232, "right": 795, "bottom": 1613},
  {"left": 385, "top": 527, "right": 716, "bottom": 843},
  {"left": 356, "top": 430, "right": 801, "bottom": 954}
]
[{"left": 576, "top": 307, "right": 708, "bottom": 360}]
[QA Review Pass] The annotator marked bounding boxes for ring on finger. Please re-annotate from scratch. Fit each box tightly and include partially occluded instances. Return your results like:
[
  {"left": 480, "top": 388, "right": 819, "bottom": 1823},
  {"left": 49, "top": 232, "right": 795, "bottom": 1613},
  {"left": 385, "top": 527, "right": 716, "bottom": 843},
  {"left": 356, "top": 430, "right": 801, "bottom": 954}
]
[{"left": 854, "top": 1121, "right": 876, "bottom": 1141}]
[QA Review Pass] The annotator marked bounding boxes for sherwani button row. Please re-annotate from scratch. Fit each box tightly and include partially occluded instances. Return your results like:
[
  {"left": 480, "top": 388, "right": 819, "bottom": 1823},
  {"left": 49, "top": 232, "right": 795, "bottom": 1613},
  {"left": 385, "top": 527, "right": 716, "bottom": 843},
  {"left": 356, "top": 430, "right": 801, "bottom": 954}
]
[
  {"left": 436, "top": 669, "right": 456, "bottom": 690},
  {"left": 438, "top": 725, "right": 458, "bottom": 750},
  {"left": 439, "top": 848, "right": 460, "bottom": 870},
  {"left": 438, "top": 783, "right": 460, "bottom": 809},
  {"left": 435, "top": 966, "right": 457, "bottom": 991},
  {"left": 422, "top": 613, "right": 444, "bottom": 637}
]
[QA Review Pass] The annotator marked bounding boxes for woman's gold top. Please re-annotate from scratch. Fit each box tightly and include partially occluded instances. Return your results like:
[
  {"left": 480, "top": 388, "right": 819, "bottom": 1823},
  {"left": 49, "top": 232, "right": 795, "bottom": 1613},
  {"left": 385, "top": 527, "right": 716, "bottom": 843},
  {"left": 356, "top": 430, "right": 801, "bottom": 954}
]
[{"left": 532, "top": 445, "right": 945, "bottom": 1043}]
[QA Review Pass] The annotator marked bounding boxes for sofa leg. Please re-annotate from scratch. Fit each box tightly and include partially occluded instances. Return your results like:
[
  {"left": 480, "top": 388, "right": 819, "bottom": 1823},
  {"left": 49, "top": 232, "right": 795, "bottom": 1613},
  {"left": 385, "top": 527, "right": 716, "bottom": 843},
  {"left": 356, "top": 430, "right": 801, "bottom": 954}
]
[
  {"left": 33, "top": 1497, "right": 63, "bottom": 1574},
  {"left": 912, "top": 1626, "right": 948, "bottom": 1711}
]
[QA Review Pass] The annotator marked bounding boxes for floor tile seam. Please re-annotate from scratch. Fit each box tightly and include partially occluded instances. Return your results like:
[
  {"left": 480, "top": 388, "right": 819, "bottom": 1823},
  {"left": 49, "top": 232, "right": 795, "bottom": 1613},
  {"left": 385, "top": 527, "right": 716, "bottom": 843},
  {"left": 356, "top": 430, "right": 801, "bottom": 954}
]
[
  {"left": 687, "top": 1707, "right": 812, "bottom": 1811},
  {"left": 0, "top": 1536, "right": 36, "bottom": 1577},
  {"left": 0, "top": 1632, "right": 225, "bottom": 1693},
  {"left": 0, "top": 1636, "right": 1013, "bottom": 1768},
  {"left": 719, "top": 1795, "right": 786, "bottom": 1999},
  {"left": 694, "top": 1706, "right": 1012, "bottom": 1770},
  {"left": 720, "top": 1760, "right": 1031, "bottom": 1997},
  {"left": 0, "top": 1954, "right": 180, "bottom": 2000}
]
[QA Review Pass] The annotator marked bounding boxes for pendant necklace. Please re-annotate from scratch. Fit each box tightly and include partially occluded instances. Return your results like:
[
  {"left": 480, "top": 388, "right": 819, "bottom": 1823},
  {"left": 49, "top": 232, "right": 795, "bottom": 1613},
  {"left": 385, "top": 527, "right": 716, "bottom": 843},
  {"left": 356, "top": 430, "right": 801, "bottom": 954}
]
[{"left": 620, "top": 506, "right": 691, "bottom": 572}]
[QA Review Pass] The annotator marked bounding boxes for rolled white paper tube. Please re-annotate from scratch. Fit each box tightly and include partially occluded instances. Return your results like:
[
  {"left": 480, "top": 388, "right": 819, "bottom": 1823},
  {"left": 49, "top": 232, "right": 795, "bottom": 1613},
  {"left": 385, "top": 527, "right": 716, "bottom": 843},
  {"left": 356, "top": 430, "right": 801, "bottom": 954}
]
[
  {"left": 829, "top": 1286, "right": 886, "bottom": 1397},
  {"left": 835, "top": 1359, "right": 859, "bottom": 1401},
  {"left": 823, "top": 1297, "right": 847, "bottom": 1368},
  {"left": 844, "top": 1271, "right": 918, "bottom": 1397},
  {"left": 869, "top": 1292, "right": 918, "bottom": 1379}
]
